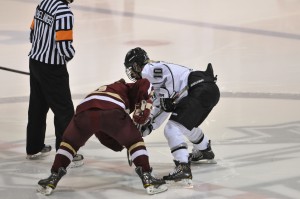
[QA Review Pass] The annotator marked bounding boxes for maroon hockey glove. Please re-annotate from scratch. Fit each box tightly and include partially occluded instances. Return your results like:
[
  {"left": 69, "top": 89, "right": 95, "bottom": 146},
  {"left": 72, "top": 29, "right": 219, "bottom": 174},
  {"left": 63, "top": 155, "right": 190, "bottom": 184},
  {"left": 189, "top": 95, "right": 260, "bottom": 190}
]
[{"left": 133, "top": 99, "right": 153, "bottom": 125}]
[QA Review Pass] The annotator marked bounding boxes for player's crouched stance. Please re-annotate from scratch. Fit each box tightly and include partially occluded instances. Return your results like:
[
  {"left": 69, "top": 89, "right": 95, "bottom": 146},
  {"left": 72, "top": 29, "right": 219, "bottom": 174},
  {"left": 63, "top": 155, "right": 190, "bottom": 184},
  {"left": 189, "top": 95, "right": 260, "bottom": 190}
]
[
  {"left": 37, "top": 166, "right": 167, "bottom": 195},
  {"left": 36, "top": 78, "right": 167, "bottom": 195}
]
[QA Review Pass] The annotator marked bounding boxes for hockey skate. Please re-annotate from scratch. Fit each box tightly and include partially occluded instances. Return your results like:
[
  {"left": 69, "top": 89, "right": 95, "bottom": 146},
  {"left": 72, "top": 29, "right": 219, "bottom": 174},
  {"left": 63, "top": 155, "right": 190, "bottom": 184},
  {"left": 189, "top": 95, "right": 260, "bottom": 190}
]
[
  {"left": 37, "top": 167, "right": 67, "bottom": 195},
  {"left": 189, "top": 140, "right": 217, "bottom": 164},
  {"left": 135, "top": 167, "right": 168, "bottom": 195},
  {"left": 68, "top": 153, "right": 84, "bottom": 168},
  {"left": 163, "top": 160, "right": 193, "bottom": 188},
  {"left": 26, "top": 145, "right": 52, "bottom": 160}
]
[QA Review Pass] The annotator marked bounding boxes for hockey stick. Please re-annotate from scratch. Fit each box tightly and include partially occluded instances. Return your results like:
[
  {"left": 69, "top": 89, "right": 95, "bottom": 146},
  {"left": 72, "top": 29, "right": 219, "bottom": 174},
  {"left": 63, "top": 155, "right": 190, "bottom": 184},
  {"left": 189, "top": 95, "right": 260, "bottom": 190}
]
[
  {"left": 151, "top": 79, "right": 206, "bottom": 121},
  {"left": 127, "top": 149, "right": 133, "bottom": 166},
  {"left": 151, "top": 84, "right": 189, "bottom": 121},
  {"left": 0, "top": 66, "right": 30, "bottom": 75}
]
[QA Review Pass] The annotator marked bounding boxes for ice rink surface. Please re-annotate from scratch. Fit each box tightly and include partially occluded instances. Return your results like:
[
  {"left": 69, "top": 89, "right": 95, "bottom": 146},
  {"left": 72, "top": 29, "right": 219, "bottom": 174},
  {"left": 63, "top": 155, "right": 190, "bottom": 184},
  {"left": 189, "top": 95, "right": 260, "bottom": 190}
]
[{"left": 0, "top": 0, "right": 300, "bottom": 198}]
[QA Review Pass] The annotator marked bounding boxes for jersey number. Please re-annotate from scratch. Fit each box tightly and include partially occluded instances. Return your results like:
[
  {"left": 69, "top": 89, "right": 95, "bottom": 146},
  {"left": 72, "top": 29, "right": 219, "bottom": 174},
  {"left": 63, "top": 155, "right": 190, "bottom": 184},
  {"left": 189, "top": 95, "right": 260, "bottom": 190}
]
[{"left": 153, "top": 68, "right": 163, "bottom": 78}]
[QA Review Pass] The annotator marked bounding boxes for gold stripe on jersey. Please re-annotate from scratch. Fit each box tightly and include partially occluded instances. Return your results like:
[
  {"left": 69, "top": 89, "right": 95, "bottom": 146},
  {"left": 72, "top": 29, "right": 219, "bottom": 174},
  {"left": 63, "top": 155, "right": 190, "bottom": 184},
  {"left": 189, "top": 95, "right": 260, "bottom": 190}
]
[
  {"left": 56, "top": 30, "right": 73, "bottom": 41},
  {"left": 60, "top": 141, "right": 76, "bottom": 155},
  {"left": 89, "top": 91, "right": 125, "bottom": 104}
]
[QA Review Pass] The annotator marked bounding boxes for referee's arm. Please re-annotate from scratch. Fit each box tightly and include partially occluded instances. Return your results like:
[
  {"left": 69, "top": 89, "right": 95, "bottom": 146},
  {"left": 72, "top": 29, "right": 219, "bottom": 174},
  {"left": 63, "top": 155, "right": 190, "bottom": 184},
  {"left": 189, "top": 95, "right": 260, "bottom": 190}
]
[
  {"left": 29, "top": 19, "right": 34, "bottom": 43},
  {"left": 55, "top": 12, "right": 75, "bottom": 62}
]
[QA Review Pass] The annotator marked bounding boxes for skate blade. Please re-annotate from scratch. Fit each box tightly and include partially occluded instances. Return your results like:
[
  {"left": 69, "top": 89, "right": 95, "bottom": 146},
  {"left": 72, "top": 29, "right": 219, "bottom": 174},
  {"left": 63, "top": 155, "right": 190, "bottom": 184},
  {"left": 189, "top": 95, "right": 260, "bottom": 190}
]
[
  {"left": 166, "top": 179, "right": 193, "bottom": 188},
  {"left": 146, "top": 184, "right": 168, "bottom": 195},
  {"left": 27, "top": 152, "right": 51, "bottom": 160},
  {"left": 37, "top": 185, "right": 54, "bottom": 195},
  {"left": 41, "top": 151, "right": 51, "bottom": 156},
  {"left": 191, "top": 159, "right": 217, "bottom": 164},
  {"left": 68, "top": 160, "right": 84, "bottom": 168}
]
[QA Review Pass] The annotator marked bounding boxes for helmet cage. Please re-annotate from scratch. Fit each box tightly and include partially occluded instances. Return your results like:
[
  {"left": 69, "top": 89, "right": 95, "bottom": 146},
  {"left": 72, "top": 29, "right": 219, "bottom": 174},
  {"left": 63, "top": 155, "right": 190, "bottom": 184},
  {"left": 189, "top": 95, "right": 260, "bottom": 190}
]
[
  {"left": 125, "top": 62, "right": 142, "bottom": 82},
  {"left": 124, "top": 47, "right": 148, "bottom": 81}
]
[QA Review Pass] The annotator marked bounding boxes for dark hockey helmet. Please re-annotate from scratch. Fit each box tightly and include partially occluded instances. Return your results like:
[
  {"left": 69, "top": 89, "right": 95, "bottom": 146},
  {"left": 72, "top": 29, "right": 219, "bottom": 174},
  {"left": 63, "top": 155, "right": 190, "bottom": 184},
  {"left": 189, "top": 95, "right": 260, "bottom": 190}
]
[{"left": 124, "top": 47, "right": 149, "bottom": 82}]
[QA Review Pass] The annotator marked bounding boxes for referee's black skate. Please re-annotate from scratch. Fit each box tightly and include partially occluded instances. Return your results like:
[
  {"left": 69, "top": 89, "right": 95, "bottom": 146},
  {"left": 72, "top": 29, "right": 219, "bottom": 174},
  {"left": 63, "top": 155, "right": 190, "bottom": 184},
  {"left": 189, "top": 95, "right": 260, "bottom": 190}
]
[
  {"left": 37, "top": 167, "right": 67, "bottom": 195},
  {"left": 163, "top": 160, "right": 193, "bottom": 188},
  {"left": 26, "top": 145, "right": 52, "bottom": 160},
  {"left": 135, "top": 167, "right": 168, "bottom": 195},
  {"left": 189, "top": 140, "right": 217, "bottom": 164}
]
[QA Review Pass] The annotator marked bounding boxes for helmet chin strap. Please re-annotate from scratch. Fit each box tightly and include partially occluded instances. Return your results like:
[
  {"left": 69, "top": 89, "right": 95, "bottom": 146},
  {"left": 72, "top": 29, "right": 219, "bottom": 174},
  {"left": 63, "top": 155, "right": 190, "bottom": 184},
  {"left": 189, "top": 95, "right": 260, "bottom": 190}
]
[
  {"left": 135, "top": 72, "right": 142, "bottom": 80},
  {"left": 132, "top": 64, "right": 144, "bottom": 80}
]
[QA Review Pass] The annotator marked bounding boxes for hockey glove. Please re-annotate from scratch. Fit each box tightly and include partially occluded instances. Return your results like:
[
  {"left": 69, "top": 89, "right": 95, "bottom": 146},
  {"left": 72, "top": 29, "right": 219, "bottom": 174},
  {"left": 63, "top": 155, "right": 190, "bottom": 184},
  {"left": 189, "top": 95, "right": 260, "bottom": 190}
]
[
  {"left": 160, "top": 98, "right": 176, "bottom": 112},
  {"left": 133, "top": 99, "right": 153, "bottom": 125},
  {"left": 140, "top": 122, "right": 153, "bottom": 137}
]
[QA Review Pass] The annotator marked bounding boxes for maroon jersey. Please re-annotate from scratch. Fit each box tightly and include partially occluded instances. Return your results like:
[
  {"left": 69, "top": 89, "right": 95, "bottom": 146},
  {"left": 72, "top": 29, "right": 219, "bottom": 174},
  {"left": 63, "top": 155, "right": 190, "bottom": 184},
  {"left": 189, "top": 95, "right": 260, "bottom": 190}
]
[
  {"left": 76, "top": 78, "right": 151, "bottom": 114},
  {"left": 53, "top": 79, "right": 154, "bottom": 174}
]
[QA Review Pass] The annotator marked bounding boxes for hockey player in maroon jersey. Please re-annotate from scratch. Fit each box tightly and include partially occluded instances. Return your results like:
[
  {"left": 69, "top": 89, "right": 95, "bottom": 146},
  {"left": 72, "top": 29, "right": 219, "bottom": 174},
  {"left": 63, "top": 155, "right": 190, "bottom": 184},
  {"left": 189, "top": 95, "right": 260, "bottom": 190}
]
[{"left": 36, "top": 78, "right": 167, "bottom": 195}]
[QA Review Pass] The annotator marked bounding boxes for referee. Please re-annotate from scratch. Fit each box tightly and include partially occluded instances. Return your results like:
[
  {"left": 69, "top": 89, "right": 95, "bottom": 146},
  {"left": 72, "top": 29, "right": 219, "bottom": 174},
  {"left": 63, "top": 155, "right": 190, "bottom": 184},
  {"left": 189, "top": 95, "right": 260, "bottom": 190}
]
[{"left": 26, "top": 0, "right": 82, "bottom": 166}]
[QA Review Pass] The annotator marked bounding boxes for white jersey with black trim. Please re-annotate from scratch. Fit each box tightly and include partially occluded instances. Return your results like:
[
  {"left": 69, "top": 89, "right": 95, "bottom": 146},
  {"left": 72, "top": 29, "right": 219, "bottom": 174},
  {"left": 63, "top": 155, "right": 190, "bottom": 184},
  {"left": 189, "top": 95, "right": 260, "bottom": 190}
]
[
  {"left": 142, "top": 61, "right": 191, "bottom": 99},
  {"left": 141, "top": 61, "right": 192, "bottom": 129}
]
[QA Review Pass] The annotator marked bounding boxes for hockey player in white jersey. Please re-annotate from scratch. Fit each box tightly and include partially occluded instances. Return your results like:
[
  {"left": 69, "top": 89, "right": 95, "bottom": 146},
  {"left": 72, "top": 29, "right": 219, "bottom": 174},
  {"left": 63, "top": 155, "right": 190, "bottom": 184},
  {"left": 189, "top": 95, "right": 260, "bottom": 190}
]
[{"left": 124, "top": 47, "right": 220, "bottom": 186}]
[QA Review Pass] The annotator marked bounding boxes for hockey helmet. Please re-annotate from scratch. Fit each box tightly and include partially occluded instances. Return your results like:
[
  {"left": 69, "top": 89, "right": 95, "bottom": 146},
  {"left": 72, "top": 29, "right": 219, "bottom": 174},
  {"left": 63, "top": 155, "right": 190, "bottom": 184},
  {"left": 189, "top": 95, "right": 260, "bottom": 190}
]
[{"left": 124, "top": 47, "right": 149, "bottom": 81}]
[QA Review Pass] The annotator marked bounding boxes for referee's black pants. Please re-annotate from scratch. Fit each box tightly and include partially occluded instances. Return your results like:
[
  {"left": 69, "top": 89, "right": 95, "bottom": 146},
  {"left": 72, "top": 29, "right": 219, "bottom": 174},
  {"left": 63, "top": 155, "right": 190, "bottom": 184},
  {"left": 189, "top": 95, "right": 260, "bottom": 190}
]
[{"left": 26, "top": 59, "right": 74, "bottom": 154}]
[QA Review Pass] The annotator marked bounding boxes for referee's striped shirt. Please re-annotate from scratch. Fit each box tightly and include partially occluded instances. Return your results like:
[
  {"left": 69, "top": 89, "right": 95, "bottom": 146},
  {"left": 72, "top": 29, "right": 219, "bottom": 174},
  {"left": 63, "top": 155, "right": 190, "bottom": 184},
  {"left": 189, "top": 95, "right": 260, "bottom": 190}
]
[{"left": 28, "top": 0, "right": 75, "bottom": 65}]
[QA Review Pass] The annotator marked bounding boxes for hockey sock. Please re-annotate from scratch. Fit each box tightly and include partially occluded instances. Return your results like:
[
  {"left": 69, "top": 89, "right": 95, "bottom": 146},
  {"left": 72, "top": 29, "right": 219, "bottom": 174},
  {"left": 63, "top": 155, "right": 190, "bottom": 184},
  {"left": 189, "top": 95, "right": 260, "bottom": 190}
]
[{"left": 51, "top": 154, "right": 71, "bottom": 173}]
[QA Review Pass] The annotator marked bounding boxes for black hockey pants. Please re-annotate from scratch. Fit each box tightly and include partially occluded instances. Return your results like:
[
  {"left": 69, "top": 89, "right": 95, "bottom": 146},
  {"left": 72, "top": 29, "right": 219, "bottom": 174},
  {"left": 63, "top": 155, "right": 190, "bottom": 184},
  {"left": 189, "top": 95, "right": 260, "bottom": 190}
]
[
  {"left": 26, "top": 59, "right": 74, "bottom": 154},
  {"left": 170, "top": 71, "right": 220, "bottom": 130}
]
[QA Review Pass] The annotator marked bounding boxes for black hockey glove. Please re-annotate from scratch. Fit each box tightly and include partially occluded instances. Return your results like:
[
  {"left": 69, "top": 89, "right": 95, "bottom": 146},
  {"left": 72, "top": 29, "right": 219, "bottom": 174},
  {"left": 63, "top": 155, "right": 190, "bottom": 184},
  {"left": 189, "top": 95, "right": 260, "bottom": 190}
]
[
  {"left": 140, "top": 122, "right": 153, "bottom": 137},
  {"left": 160, "top": 98, "right": 176, "bottom": 112}
]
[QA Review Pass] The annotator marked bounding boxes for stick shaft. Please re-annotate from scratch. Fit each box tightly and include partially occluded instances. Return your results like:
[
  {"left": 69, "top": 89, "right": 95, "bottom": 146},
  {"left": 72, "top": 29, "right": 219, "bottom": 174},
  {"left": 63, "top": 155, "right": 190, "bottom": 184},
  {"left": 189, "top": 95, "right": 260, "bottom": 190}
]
[
  {"left": 0, "top": 66, "right": 30, "bottom": 75},
  {"left": 152, "top": 85, "right": 189, "bottom": 120}
]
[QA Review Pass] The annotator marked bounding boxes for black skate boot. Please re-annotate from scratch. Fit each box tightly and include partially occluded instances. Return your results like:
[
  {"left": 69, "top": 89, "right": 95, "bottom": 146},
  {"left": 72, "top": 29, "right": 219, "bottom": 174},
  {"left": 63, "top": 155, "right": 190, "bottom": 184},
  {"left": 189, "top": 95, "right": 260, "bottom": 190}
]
[
  {"left": 189, "top": 140, "right": 217, "bottom": 164},
  {"left": 135, "top": 167, "right": 168, "bottom": 195},
  {"left": 163, "top": 160, "right": 193, "bottom": 188},
  {"left": 37, "top": 167, "right": 67, "bottom": 195},
  {"left": 26, "top": 145, "right": 52, "bottom": 160}
]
